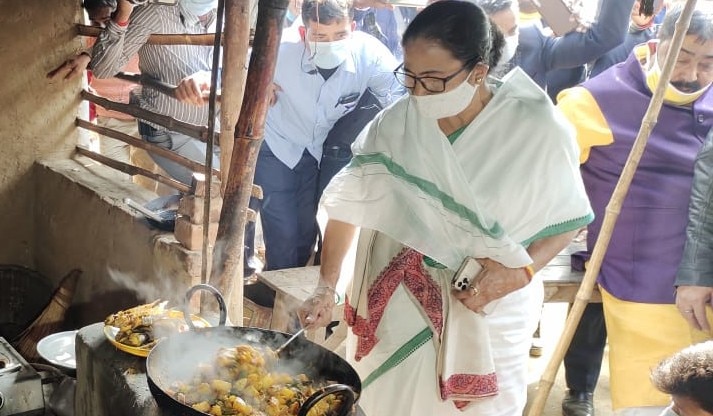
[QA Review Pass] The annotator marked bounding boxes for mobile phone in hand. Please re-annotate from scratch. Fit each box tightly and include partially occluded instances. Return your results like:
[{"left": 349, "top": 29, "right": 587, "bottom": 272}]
[
  {"left": 532, "top": 0, "right": 579, "bottom": 36},
  {"left": 452, "top": 256, "right": 483, "bottom": 291}
]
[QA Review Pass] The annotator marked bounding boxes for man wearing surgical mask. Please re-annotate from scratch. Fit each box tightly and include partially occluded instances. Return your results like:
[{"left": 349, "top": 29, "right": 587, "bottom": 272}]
[
  {"left": 250, "top": 0, "right": 401, "bottom": 272},
  {"left": 473, "top": 0, "right": 636, "bottom": 101},
  {"left": 557, "top": 4, "right": 713, "bottom": 415}
]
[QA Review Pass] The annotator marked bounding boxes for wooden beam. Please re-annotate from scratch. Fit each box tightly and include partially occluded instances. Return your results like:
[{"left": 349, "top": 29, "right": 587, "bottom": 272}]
[
  {"left": 75, "top": 118, "right": 219, "bottom": 176},
  {"left": 75, "top": 146, "right": 191, "bottom": 194},
  {"left": 80, "top": 90, "right": 213, "bottom": 141},
  {"left": 78, "top": 24, "right": 217, "bottom": 45},
  {"left": 76, "top": 24, "right": 254, "bottom": 46}
]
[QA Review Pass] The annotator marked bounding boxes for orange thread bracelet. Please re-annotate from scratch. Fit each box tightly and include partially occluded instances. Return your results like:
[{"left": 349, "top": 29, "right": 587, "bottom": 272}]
[{"left": 523, "top": 265, "right": 535, "bottom": 282}]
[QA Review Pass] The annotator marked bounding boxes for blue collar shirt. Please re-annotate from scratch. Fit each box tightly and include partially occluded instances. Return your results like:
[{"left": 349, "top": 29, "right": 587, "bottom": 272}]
[{"left": 265, "top": 31, "right": 402, "bottom": 169}]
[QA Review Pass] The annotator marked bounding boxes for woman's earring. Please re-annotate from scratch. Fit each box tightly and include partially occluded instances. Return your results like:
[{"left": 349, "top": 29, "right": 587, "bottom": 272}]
[{"left": 475, "top": 77, "right": 483, "bottom": 84}]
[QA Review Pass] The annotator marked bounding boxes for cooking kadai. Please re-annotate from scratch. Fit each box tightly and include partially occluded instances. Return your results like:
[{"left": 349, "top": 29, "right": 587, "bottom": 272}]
[{"left": 170, "top": 344, "right": 343, "bottom": 416}]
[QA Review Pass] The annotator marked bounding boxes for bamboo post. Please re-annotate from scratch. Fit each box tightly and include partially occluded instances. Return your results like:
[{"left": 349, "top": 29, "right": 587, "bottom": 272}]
[
  {"left": 209, "top": 0, "right": 289, "bottom": 323},
  {"left": 77, "top": 24, "right": 215, "bottom": 45},
  {"left": 218, "top": 0, "right": 253, "bottom": 192},
  {"left": 527, "top": 1, "right": 698, "bottom": 414},
  {"left": 75, "top": 146, "right": 191, "bottom": 193},
  {"left": 75, "top": 118, "right": 219, "bottom": 176},
  {"left": 114, "top": 72, "right": 179, "bottom": 99},
  {"left": 81, "top": 90, "right": 212, "bottom": 141}
]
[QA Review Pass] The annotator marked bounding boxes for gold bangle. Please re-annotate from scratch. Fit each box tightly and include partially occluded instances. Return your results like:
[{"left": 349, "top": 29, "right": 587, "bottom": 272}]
[{"left": 523, "top": 265, "right": 535, "bottom": 282}]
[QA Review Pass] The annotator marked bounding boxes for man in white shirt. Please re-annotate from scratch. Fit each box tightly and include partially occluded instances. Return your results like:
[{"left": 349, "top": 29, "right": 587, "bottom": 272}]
[
  {"left": 175, "top": 0, "right": 400, "bottom": 276},
  {"left": 256, "top": 0, "right": 401, "bottom": 271}
]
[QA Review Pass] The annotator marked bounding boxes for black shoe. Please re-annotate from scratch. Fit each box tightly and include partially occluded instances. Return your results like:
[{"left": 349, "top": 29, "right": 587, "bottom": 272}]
[{"left": 562, "top": 391, "right": 594, "bottom": 416}]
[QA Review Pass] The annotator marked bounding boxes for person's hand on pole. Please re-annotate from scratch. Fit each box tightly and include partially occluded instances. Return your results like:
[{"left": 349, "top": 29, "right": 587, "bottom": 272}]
[
  {"left": 175, "top": 71, "right": 212, "bottom": 106},
  {"left": 47, "top": 52, "right": 91, "bottom": 81}
]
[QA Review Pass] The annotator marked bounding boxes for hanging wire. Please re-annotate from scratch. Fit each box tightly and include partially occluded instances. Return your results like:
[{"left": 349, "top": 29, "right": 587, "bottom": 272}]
[{"left": 202, "top": 0, "right": 226, "bottom": 285}]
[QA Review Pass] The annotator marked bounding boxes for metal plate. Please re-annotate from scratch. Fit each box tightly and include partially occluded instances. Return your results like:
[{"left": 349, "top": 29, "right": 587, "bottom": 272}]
[{"left": 36, "top": 330, "right": 78, "bottom": 371}]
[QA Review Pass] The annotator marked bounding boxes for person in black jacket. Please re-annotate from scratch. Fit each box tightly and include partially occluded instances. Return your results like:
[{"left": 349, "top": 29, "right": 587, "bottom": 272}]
[{"left": 675, "top": 128, "right": 713, "bottom": 333}]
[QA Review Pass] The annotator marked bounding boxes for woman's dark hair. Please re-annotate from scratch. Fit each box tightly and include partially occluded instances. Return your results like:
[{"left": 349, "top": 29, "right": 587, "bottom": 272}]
[
  {"left": 651, "top": 341, "right": 713, "bottom": 413},
  {"left": 402, "top": 0, "right": 504, "bottom": 71}
]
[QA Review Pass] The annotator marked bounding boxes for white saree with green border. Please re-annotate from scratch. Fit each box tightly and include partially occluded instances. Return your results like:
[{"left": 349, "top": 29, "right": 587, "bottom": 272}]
[{"left": 322, "top": 68, "right": 594, "bottom": 415}]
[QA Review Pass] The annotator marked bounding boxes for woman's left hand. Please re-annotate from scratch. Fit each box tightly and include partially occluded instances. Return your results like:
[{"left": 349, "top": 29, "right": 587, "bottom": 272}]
[{"left": 452, "top": 258, "right": 530, "bottom": 314}]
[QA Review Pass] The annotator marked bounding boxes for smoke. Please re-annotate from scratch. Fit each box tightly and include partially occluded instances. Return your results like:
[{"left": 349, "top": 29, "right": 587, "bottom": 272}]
[{"left": 107, "top": 266, "right": 183, "bottom": 306}]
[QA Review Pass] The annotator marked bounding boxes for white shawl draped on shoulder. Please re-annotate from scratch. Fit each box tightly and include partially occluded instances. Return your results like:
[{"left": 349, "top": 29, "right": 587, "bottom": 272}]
[{"left": 321, "top": 68, "right": 593, "bottom": 412}]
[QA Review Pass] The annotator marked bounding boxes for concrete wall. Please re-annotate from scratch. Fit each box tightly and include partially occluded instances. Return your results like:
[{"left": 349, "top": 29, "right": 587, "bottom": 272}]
[
  {"left": 0, "top": 0, "right": 84, "bottom": 267},
  {"left": 0, "top": 1, "right": 204, "bottom": 327},
  {"left": 35, "top": 160, "right": 202, "bottom": 328}
]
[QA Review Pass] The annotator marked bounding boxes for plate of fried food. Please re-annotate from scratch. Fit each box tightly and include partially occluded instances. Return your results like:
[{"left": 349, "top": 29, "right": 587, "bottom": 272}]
[{"left": 104, "top": 300, "right": 211, "bottom": 357}]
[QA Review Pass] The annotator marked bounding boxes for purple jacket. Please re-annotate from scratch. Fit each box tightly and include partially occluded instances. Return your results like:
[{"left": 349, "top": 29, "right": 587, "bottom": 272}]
[{"left": 581, "top": 53, "right": 713, "bottom": 304}]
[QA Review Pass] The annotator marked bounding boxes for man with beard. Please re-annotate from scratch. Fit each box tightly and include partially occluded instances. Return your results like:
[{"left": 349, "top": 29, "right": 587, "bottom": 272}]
[{"left": 557, "top": 4, "right": 713, "bottom": 415}]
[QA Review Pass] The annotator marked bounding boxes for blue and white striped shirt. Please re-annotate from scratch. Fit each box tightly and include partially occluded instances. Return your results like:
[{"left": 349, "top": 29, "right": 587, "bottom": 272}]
[{"left": 91, "top": 3, "right": 216, "bottom": 130}]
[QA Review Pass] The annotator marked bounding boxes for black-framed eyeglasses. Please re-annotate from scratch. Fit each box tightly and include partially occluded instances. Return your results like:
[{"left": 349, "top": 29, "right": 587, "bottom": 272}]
[{"left": 393, "top": 60, "right": 477, "bottom": 93}]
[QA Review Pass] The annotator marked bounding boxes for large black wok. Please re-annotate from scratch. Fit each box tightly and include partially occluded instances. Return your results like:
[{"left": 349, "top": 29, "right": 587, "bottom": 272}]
[{"left": 146, "top": 284, "right": 361, "bottom": 416}]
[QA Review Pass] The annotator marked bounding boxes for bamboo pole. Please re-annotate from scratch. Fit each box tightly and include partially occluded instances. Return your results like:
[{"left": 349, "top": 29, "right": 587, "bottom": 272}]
[
  {"left": 114, "top": 72, "right": 223, "bottom": 102},
  {"left": 75, "top": 146, "right": 191, "bottom": 193},
  {"left": 77, "top": 24, "right": 255, "bottom": 45},
  {"left": 527, "top": 1, "right": 698, "bottom": 414},
  {"left": 114, "top": 72, "right": 179, "bottom": 99},
  {"left": 209, "top": 0, "right": 289, "bottom": 322},
  {"left": 78, "top": 24, "right": 215, "bottom": 45},
  {"left": 81, "top": 90, "right": 212, "bottom": 141},
  {"left": 76, "top": 118, "right": 264, "bottom": 198},
  {"left": 218, "top": 0, "right": 253, "bottom": 192},
  {"left": 75, "top": 118, "right": 219, "bottom": 176}
]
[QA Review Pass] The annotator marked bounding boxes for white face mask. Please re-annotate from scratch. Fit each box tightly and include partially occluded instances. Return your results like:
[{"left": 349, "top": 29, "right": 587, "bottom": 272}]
[
  {"left": 310, "top": 39, "right": 351, "bottom": 69},
  {"left": 180, "top": 0, "right": 216, "bottom": 16},
  {"left": 500, "top": 34, "right": 519, "bottom": 66},
  {"left": 410, "top": 71, "right": 478, "bottom": 119}
]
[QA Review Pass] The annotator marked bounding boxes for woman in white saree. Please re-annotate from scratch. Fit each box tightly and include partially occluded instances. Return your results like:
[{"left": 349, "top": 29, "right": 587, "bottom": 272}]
[{"left": 298, "top": 1, "right": 593, "bottom": 415}]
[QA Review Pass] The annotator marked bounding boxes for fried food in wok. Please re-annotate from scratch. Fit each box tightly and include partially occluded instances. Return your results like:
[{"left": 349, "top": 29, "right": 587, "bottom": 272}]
[{"left": 171, "top": 345, "right": 343, "bottom": 416}]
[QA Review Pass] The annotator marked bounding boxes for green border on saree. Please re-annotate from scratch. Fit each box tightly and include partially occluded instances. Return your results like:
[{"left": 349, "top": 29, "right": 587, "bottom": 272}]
[
  {"left": 349, "top": 153, "right": 504, "bottom": 239},
  {"left": 521, "top": 212, "right": 595, "bottom": 246},
  {"left": 362, "top": 327, "right": 434, "bottom": 389}
]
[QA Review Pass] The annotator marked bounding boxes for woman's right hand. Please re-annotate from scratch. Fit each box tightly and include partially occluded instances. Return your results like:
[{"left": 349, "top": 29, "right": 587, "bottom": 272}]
[{"left": 297, "top": 286, "right": 337, "bottom": 329}]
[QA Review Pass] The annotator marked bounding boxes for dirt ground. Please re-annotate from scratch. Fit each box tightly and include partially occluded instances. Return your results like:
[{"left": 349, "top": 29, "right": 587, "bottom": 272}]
[{"left": 525, "top": 303, "right": 613, "bottom": 416}]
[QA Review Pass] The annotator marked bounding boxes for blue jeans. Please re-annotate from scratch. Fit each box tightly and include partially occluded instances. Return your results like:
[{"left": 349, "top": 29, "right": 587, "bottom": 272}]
[
  {"left": 139, "top": 122, "right": 220, "bottom": 186},
  {"left": 253, "top": 144, "right": 319, "bottom": 271}
]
